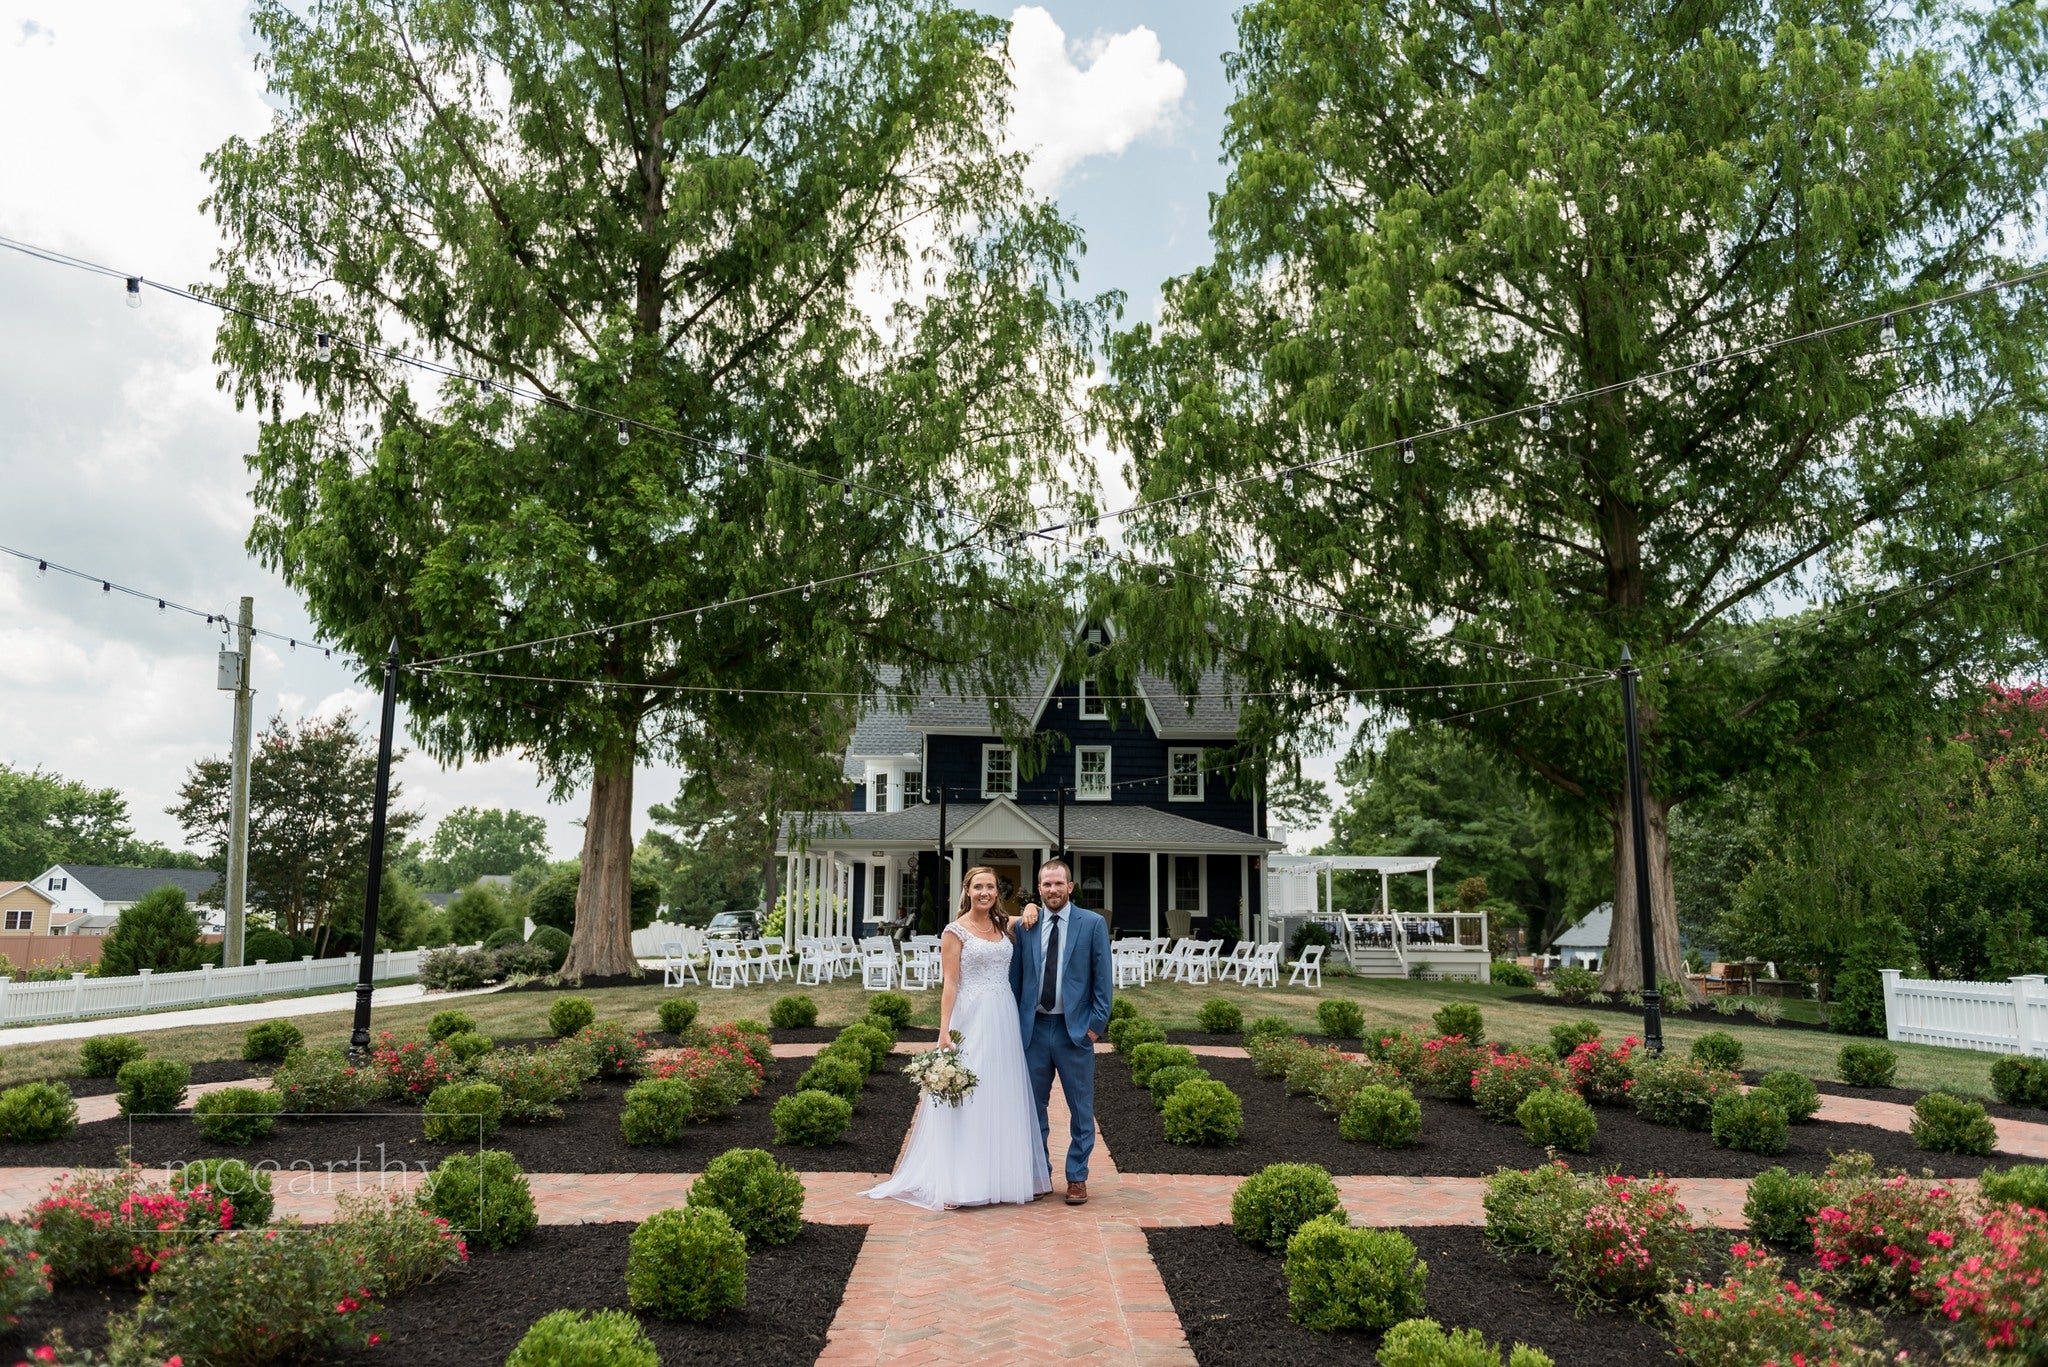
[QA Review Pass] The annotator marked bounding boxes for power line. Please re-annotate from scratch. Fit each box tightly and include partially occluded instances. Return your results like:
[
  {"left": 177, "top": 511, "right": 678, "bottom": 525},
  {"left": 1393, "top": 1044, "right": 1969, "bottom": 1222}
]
[{"left": 0, "top": 543, "right": 344, "bottom": 659}]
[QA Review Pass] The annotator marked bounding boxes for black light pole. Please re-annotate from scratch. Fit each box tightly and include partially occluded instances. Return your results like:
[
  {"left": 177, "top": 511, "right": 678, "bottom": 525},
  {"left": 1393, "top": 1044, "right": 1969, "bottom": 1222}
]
[
  {"left": 349, "top": 639, "right": 400, "bottom": 1059},
  {"left": 1618, "top": 646, "right": 1665, "bottom": 1056},
  {"left": 934, "top": 787, "right": 948, "bottom": 935},
  {"left": 1056, "top": 783, "right": 1067, "bottom": 861}
]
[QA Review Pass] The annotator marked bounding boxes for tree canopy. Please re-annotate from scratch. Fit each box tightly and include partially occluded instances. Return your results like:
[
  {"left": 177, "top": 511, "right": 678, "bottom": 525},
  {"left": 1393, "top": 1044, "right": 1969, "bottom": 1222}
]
[
  {"left": 414, "top": 806, "right": 550, "bottom": 891},
  {"left": 1097, "top": 0, "right": 2048, "bottom": 990},
  {"left": 205, "top": 0, "right": 1108, "bottom": 977},
  {"left": 171, "top": 713, "right": 422, "bottom": 954},
  {"left": 0, "top": 763, "right": 201, "bottom": 881}
]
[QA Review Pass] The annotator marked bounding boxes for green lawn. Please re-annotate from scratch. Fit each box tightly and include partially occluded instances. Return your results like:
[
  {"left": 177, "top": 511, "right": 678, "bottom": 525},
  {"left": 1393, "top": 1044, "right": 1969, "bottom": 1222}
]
[{"left": 0, "top": 970, "right": 1998, "bottom": 1098}]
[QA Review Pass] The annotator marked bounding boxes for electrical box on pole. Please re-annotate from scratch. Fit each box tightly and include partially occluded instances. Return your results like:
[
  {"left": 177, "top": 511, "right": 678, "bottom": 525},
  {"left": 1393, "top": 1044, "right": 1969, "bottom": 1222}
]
[{"left": 223, "top": 597, "right": 255, "bottom": 968}]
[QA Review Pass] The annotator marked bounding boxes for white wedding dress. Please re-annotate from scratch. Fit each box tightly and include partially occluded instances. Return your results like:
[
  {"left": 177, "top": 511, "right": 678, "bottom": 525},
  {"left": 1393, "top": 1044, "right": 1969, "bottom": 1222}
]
[{"left": 862, "top": 921, "right": 1052, "bottom": 1210}]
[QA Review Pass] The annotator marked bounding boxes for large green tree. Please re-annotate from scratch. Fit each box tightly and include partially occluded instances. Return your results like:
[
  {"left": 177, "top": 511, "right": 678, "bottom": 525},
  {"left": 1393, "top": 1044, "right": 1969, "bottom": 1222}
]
[
  {"left": 1098, "top": 0, "right": 2048, "bottom": 993},
  {"left": 0, "top": 763, "right": 201, "bottom": 880},
  {"left": 171, "top": 713, "right": 423, "bottom": 953},
  {"left": 204, "top": 0, "right": 1107, "bottom": 976},
  {"left": 419, "top": 806, "right": 550, "bottom": 891}
]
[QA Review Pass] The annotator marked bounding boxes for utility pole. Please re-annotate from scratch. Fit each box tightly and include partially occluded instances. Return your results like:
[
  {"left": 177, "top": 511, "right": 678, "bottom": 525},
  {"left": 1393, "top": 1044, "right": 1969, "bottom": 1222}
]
[{"left": 217, "top": 596, "right": 255, "bottom": 968}]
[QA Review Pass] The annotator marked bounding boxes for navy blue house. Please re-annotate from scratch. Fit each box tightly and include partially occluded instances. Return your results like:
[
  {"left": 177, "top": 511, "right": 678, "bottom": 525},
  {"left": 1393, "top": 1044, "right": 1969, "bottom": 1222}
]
[{"left": 775, "top": 640, "right": 1280, "bottom": 941}]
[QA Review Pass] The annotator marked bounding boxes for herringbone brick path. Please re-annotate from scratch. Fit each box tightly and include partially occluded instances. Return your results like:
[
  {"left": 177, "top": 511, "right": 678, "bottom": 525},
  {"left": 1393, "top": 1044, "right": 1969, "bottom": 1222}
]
[{"left": 6, "top": 1041, "right": 2045, "bottom": 1364}]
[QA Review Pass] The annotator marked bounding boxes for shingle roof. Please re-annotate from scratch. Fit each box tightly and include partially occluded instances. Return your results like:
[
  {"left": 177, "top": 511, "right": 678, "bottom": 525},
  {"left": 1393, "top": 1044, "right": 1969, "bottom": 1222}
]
[
  {"left": 893, "top": 665, "right": 1240, "bottom": 738},
  {"left": 54, "top": 865, "right": 221, "bottom": 905},
  {"left": 1552, "top": 904, "right": 1612, "bottom": 949},
  {"left": 843, "top": 667, "right": 922, "bottom": 779},
  {"left": 780, "top": 802, "right": 1278, "bottom": 853}
]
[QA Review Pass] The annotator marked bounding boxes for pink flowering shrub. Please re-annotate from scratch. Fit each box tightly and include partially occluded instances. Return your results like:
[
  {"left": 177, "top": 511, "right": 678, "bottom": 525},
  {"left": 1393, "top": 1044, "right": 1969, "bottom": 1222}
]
[
  {"left": 648, "top": 1037, "right": 764, "bottom": 1119},
  {"left": 1418, "top": 1034, "right": 1490, "bottom": 1102},
  {"left": 1565, "top": 1037, "right": 1639, "bottom": 1106},
  {"left": 330, "top": 1191, "right": 469, "bottom": 1296},
  {"left": 31, "top": 1166, "right": 233, "bottom": 1284},
  {"left": 0, "top": 1219, "right": 51, "bottom": 1326},
  {"left": 103, "top": 1220, "right": 375, "bottom": 1367},
  {"left": 1472, "top": 1051, "right": 1567, "bottom": 1124},
  {"left": 1361, "top": 1030, "right": 1431, "bottom": 1085},
  {"left": 1483, "top": 1162, "right": 1699, "bottom": 1309},
  {"left": 1927, "top": 1202, "right": 2048, "bottom": 1356},
  {"left": 571, "top": 1021, "right": 655, "bottom": 1081},
  {"left": 1665, "top": 1241, "right": 1883, "bottom": 1367},
  {"left": 1551, "top": 1173, "right": 1701, "bottom": 1308},
  {"left": 367, "top": 1032, "right": 460, "bottom": 1104},
  {"left": 1809, "top": 1155, "right": 1963, "bottom": 1308}
]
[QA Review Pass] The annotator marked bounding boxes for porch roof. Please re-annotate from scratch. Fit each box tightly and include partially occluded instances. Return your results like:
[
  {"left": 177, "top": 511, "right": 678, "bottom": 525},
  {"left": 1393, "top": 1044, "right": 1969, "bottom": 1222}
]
[{"left": 778, "top": 801, "right": 1282, "bottom": 856}]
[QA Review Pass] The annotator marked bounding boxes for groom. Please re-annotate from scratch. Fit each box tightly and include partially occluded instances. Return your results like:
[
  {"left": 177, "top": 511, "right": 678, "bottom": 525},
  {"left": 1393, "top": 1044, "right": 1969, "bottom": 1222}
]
[{"left": 1010, "top": 858, "right": 1113, "bottom": 1205}]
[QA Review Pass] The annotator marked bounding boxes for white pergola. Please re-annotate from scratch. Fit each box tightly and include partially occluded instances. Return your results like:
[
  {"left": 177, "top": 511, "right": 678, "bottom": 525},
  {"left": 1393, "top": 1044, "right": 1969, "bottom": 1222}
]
[{"left": 1264, "top": 854, "right": 1440, "bottom": 937}]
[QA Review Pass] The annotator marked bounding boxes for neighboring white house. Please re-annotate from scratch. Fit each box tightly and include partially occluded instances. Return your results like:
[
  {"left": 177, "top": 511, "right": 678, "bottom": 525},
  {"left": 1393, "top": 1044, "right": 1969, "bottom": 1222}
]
[
  {"left": 27, "top": 865, "right": 223, "bottom": 936},
  {"left": 1552, "top": 903, "right": 1613, "bottom": 970}
]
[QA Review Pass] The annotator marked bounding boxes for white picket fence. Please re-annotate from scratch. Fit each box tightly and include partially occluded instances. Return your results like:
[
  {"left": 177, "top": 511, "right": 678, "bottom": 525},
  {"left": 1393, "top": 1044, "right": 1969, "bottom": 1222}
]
[
  {"left": 631, "top": 923, "right": 707, "bottom": 959},
  {"left": 1881, "top": 968, "right": 2048, "bottom": 1056},
  {"left": 0, "top": 946, "right": 449, "bottom": 1027}
]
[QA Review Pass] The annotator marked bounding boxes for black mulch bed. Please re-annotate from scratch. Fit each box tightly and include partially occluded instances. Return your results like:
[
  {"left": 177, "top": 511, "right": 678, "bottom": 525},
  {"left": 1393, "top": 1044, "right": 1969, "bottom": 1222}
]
[
  {"left": 500, "top": 971, "right": 648, "bottom": 992},
  {"left": 1145, "top": 1224, "right": 1946, "bottom": 1367},
  {"left": 1506, "top": 993, "right": 1831, "bottom": 1033},
  {"left": 8, "top": 1058, "right": 916, "bottom": 1175},
  {"left": 770, "top": 1025, "right": 939, "bottom": 1045},
  {"left": 58, "top": 1058, "right": 275, "bottom": 1099},
  {"left": 1095, "top": 1056, "right": 2001, "bottom": 1179},
  {"left": 0, "top": 1222, "right": 864, "bottom": 1367}
]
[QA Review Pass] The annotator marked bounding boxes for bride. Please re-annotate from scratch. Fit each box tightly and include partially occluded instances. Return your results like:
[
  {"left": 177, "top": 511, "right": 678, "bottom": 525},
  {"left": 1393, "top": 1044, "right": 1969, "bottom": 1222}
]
[{"left": 861, "top": 866, "right": 1053, "bottom": 1210}]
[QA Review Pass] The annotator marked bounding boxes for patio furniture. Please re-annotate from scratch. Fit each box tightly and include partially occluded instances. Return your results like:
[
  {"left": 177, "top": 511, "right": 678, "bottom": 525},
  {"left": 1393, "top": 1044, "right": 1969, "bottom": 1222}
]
[
  {"left": 1242, "top": 942, "right": 1281, "bottom": 988},
  {"left": 794, "top": 941, "right": 832, "bottom": 986},
  {"left": 661, "top": 941, "right": 699, "bottom": 986},
  {"left": 900, "top": 943, "right": 941, "bottom": 991},
  {"left": 759, "top": 937, "right": 791, "bottom": 982},
  {"left": 1112, "top": 942, "right": 1150, "bottom": 989},
  {"left": 1287, "top": 942, "right": 1325, "bottom": 988},
  {"left": 707, "top": 943, "right": 748, "bottom": 989},
  {"left": 860, "top": 939, "right": 897, "bottom": 990},
  {"left": 1220, "top": 941, "right": 1254, "bottom": 982}
]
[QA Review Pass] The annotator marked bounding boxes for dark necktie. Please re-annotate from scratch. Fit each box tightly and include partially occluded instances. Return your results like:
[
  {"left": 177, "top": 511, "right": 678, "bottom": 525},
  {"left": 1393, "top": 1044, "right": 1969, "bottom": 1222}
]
[{"left": 1039, "top": 914, "right": 1061, "bottom": 1011}]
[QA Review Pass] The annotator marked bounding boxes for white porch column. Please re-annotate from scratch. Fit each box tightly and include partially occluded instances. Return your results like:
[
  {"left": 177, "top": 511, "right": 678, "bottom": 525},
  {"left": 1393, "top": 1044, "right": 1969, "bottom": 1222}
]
[
  {"left": 1323, "top": 861, "right": 1334, "bottom": 921},
  {"left": 1426, "top": 864, "right": 1436, "bottom": 918},
  {"left": 1150, "top": 853, "right": 1161, "bottom": 940},
  {"left": 1239, "top": 856, "right": 1250, "bottom": 940},
  {"left": 948, "top": 848, "right": 964, "bottom": 921},
  {"left": 1380, "top": 870, "right": 1390, "bottom": 919}
]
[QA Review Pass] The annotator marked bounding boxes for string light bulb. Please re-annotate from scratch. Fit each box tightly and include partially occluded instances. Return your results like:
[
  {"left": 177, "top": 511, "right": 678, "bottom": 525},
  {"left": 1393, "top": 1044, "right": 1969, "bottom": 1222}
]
[
  {"left": 616, "top": 421, "right": 629, "bottom": 446},
  {"left": 1993, "top": 566, "right": 2003, "bottom": 580},
  {"left": 1881, "top": 313, "right": 1898, "bottom": 344},
  {"left": 156, "top": 599, "right": 165, "bottom": 612},
  {"left": 841, "top": 483, "right": 853, "bottom": 506},
  {"left": 125, "top": 277, "right": 141, "bottom": 309},
  {"left": 1401, "top": 439, "right": 1416, "bottom": 464},
  {"left": 694, "top": 611, "right": 704, "bottom": 628},
  {"left": 1695, "top": 361, "right": 1712, "bottom": 389},
  {"left": 314, "top": 332, "right": 332, "bottom": 363},
  {"left": 1282, "top": 472, "right": 1295, "bottom": 495},
  {"left": 1157, "top": 568, "right": 1169, "bottom": 587},
  {"left": 736, "top": 453, "right": 749, "bottom": 477},
  {"left": 101, "top": 581, "right": 110, "bottom": 594},
  {"left": 802, "top": 582, "right": 813, "bottom": 602}
]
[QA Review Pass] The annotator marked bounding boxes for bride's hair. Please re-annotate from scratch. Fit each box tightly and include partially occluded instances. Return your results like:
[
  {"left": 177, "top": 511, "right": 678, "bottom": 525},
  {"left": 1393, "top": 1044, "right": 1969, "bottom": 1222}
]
[{"left": 956, "top": 865, "right": 1009, "bottom": 934}]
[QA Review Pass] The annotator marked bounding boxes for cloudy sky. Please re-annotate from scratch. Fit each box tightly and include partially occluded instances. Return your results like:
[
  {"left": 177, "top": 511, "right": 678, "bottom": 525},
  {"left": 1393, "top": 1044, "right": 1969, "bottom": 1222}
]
[{"left": 0, "top": 2, "right": 1342, "bottom": 860}]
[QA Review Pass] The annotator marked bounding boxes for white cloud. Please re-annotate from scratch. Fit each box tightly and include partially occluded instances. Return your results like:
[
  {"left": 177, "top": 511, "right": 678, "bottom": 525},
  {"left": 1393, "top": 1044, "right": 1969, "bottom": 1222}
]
[{"left": 1003, "top": 6, "right": 1187, "bottom": 194}]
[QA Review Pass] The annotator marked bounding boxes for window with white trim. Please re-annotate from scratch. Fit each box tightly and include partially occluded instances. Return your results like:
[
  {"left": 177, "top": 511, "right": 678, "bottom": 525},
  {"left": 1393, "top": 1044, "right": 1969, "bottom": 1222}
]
[
  {"left": 870, "top": 865, "right": 888, "bottom": 922},
  {"left": 870, "top": 771, "right": 890, "bottom": 813},
  {"left": 2, "top": 910, "right": 31, "bottom": 931},
  {"left": 1167, "top": 748, "right": 1205, "bottom": 802},
  {"left": 902, "top": 771, "right": 923, "bottom": 806},
  {"left": 1172, "top": 856, "right": 1204, "bottom": 914},
  {"left": 1079, "top": 678, "right": 1107, "bottom": 719},
  {"left": 1075, "top": 746, "right": 1111, "bottom": 800},
  {"left": 46, "top": 877, "right": 66, "bottom": 892},
  {"left": 981, "top": 745, "right": 1016, "bottom": 798}
]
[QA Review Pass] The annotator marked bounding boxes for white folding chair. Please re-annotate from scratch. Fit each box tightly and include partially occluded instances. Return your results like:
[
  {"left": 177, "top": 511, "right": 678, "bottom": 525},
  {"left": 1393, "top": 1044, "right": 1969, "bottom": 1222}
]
[
  {"left": 901, "top": 944, "right": 940, "bottom": 991},
  {"left": 1180, "top": 941, "right": 1214, "bottom": 985},
  {"left": 738, "top": 940, "right": 769, "bottom": 984},
  {"left": 1243, "top": 943, "right": 1281, "bottom": 988},
  {"left": 1287, "top": 942, "right": 1325, "bottom": 988},
  {"left": 1220, "top": 941, "right": 1253, "bottom": 983},
  {"left": 1113, "top": 944, "right": 1149, "bottom": 989},
  {"left": 860, "top": 939, "right": 897, "bottom": 990},
  {"left": 794, "top": 941, "right": 830, "bottom": 986},
  {"left": 707, "top": 943, "right": 748, "bottom": 989},
  {"left": 662, "top": 941, "right": 699, "bottom": 986},
  {"left": 760, "top": 936, "right": 791, "bottom": 982}
]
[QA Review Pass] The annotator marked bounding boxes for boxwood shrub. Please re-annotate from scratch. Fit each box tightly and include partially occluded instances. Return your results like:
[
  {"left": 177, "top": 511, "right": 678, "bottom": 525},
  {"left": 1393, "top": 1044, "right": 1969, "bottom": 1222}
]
[
  {"left": 507, "top": 1309, "right": 660, "bottom": 1367},
  {"left": 625, "top": 1206, "right": 746, "bottom": 1322},
  {"left": 1163, "top": 1078, "right": 1243, "bottom": 1146},
  {"left": 1231, "top": 1162, "right": 1342, "bottom": 1252},
  {"left": 657, "top": 997, "right": 700, "bottom": 1035},
  {"left": 0, "top": 1082, "right": 76, "bottom": 1143},
  {"left": 1516, "top": 1087, "right": 1597, "bottom": 1153},
  {"left": 686, "top": 1148, "right": 804, "bottom": 1247},
  {"left": 770, "top": 994, "right": 819, "bottom": 1029},
  {"left": 547, "top": 997, "right": 595, "bottom": 1039},
  {"left": 1284, "top": 1217, "right": 1428, "bottom": 1333},
  {"left": 1197, "top": 998, "right": 1244, "bottom": 1033},
  {"left": 1836, "top": 1042, "right": 1898, "bottom": 1089},
  {"left": 242, "top": 1020, "right": 304, "bottom": 1061},
  {"left": 417, "top": 1149, "right": 537, "bottom": 1248},
  {"left": 1338, "top": 1085, "right": 1422, "bottom": 1149},
  {"left": 191, "top": 1086, "right": 284, "bottom": 1145},
  {"left": 78, "top": 1035, "right": 146, "bottom": 1079},
  {"left": 116, "top": 1058, "right": 190, "bottom": 1121},
  {"left": 423, "top": 1081, "right": 505, "bottom": 1144},
  {"left": 772, "top": 1089, "right": 853, "bottom": 1146},
  {"left": 1911, "top": 1092, "right": 1997, "bottom": 1157},
  {"left": 1317, "top": 998, "right": 1366, "bottom": 1039},
  {"left": 1709, "top": 1091, "right": 1787, "bottom": 1156}
]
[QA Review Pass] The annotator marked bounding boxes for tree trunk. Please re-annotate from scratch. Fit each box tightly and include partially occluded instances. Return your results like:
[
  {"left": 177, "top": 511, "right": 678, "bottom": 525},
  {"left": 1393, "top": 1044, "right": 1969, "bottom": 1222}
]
[
  {"left": 1600, "top": 789, "right": 1699, "bottom": 1002},
  {"left": 563, "top": 746, "right": 644, "bottom": 980}
]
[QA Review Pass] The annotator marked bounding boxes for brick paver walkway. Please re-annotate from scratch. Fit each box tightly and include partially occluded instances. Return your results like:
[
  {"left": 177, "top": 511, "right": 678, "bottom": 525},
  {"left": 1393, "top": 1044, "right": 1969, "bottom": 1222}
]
[{"left": 11, "top": 1040, "right": 2048, "bottom": 1363}]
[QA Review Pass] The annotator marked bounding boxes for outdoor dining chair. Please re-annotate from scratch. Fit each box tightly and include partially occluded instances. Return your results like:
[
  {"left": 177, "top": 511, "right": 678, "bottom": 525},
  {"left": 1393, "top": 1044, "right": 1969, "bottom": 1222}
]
[
  {"left": 1287, "top": 941, "right": 1325, "bottom": 988},
  {"left": 661, "top": 941, "right": 699, "bottom": 986}
]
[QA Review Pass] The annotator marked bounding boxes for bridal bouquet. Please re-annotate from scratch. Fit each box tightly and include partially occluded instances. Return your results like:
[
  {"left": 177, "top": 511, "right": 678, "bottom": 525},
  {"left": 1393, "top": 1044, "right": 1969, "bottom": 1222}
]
[{"left": 904, "top": 1030, "right": 978, "bottom": 1108}]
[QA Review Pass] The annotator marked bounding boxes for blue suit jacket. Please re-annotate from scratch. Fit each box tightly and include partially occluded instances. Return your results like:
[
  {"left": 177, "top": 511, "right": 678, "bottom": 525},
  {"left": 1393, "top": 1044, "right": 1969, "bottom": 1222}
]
[{"left": 1009, "top": 904, "right": 1113, "bottom": 1050}]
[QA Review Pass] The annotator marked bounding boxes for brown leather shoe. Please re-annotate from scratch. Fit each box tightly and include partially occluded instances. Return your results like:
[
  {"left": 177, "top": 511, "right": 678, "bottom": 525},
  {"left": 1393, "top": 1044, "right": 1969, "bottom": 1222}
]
[{"left": 1065, "top": 1181, "right": 1088, "bottom": 1205}]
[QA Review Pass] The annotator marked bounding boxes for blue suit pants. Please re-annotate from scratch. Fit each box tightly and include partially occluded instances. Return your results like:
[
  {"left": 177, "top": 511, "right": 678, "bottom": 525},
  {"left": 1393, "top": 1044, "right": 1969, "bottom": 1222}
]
[{"left": 1025, "top": 1011, "right": 1096, "bottom": 1183}]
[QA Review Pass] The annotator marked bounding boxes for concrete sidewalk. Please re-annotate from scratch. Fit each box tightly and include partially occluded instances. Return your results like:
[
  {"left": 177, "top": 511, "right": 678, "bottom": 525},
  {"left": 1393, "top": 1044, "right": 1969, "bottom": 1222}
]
[{"left": 0, "top": 982, "right": 502, "bottom": 1047}]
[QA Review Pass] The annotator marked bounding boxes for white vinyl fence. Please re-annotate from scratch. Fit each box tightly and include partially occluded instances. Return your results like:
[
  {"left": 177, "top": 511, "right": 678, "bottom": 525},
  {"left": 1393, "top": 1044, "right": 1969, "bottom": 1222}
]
[
  {"left": 1882, "top": 968, "right": 2048, "bottom": 1056},
  {"left": 0, "top": 947, "right": 448, "bottom": 1027},
  {"left": 631, "top": 923, "right": 706, "bottom": 959}
]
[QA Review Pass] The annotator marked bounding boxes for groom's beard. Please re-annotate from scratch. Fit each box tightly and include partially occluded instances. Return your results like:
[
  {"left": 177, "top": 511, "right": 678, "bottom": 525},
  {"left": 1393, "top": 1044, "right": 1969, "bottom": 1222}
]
[{"left": 1039, "top": 893, "right": 1070, "bottom": 912}]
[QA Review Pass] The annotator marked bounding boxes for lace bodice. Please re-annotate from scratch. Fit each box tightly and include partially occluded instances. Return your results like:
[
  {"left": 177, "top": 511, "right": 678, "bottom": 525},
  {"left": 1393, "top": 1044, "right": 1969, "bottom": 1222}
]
[{"left": 945, "top": 920, "right": 1014, "bottom": 996}]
